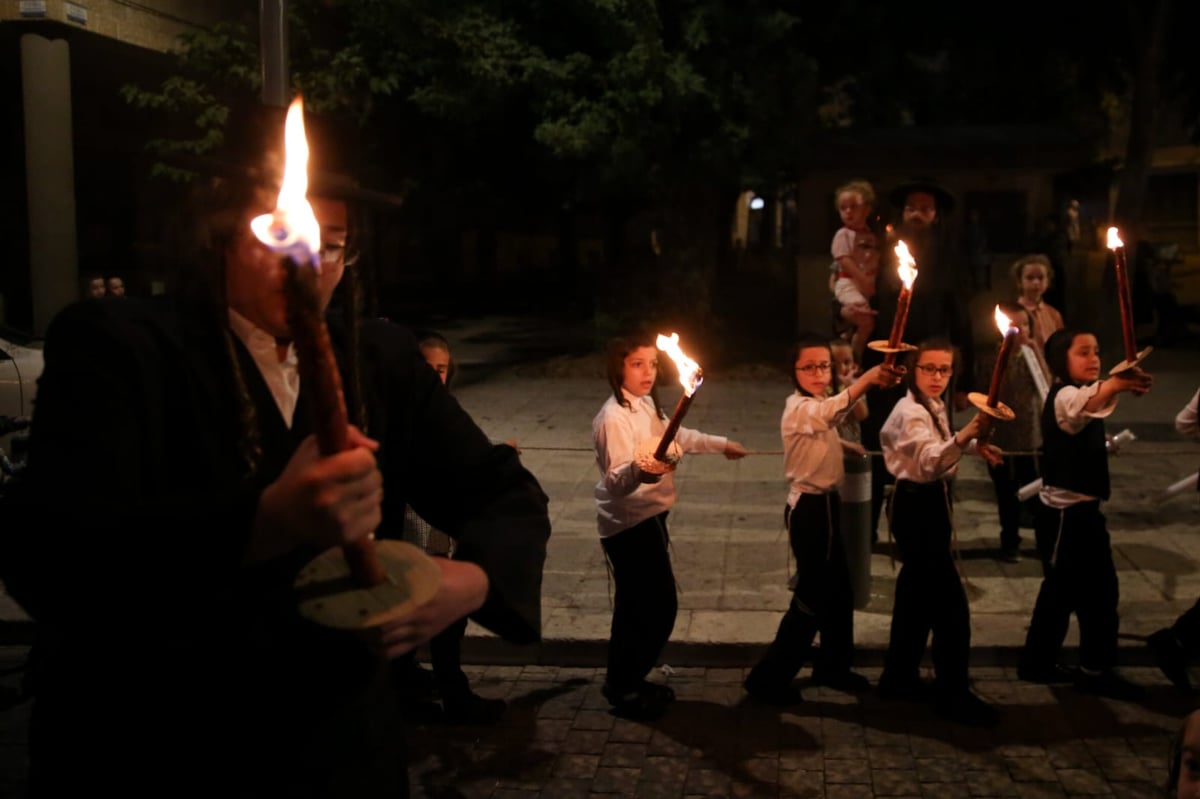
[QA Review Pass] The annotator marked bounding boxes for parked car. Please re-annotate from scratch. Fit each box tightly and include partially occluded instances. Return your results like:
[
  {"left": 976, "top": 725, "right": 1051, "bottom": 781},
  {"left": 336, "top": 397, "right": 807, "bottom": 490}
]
[{"left": 0, "top": 326, "right": 44, "bottom": 420}]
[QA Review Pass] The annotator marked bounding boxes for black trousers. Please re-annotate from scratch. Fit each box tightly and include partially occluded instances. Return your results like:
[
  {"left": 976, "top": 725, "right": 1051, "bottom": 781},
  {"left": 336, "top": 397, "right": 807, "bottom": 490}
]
[
  {"left": 748, "top": 493, "right": 855, "bottom": 687},
  {"left": 1170, "top": 599, "right": 1200, "bottom": 651},
  {"left": 987, "top": 454, "right": 1039, "bottom": 551},
  {"left": 1021, "top": 501, "right": 1119, "bottom": 671},
  {"left": 601, "top": 513, "right": 677, "bottom": 693},
  {"left": 882, "top": 480, "right": 971, "bottom": 693}
]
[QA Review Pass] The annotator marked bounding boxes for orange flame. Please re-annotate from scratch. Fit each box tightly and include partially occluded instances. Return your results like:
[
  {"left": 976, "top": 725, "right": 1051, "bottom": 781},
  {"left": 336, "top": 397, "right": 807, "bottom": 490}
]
[
  {"left": 656, "top": 333, "right": 704, "bottom": 396},
  {"left": 894, "top": 240, "right": 917, "bottom": 288},
  {"left": 1106, "top": 226, "right": 1123, "bottom": 250},
  {"left": 993, "top": 305, "right": 1014, "bottom": 334},
  {"left": 250, "top": 96, "right": 322, "bottom": 267}
]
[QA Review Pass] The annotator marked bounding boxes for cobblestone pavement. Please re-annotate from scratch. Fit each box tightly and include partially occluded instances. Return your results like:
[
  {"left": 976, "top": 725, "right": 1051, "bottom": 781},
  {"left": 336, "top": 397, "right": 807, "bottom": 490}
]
[
  {"left": 406, "top": 664, "right": 1189, "bottom": 798},
  {"left": 0, "top": 646, "right": 1190, "bottom": 797}
]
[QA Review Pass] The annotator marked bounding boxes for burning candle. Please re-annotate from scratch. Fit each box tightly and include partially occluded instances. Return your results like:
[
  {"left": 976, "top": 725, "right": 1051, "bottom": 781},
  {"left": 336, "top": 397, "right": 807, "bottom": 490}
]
[
  {"left": 250, "top": 96, "right": 385, "bottom": 588},
  {"left": 653, "top": 333, "right": 704, "bottom": 462},
  {"left": 1107, "top": 227, "right": 1138, "bottom": 365},
  {"left": 885, "top": 241, "right": 918, "bottom": 364},
  {"left": 986, "top": 306, "right": 1018, "bottom": 407}
]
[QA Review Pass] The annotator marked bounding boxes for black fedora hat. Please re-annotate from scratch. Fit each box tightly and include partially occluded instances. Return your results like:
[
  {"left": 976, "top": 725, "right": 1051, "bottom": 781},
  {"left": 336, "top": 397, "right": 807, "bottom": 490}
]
[{"left": 888, "top": 177, "right": 956, "bottom": 214}]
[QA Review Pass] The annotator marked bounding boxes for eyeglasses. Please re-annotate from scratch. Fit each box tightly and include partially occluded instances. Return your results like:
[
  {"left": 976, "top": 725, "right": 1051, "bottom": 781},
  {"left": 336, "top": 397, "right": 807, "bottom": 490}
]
[
  {"left": 319, "top": 243, "right": 359, "bottom": 267},
  {"left": 914, "top": 364, "right": 954, "bottom": 377},
  {"left": 796, "top": 363, "right": 832, "bottom": 374}
]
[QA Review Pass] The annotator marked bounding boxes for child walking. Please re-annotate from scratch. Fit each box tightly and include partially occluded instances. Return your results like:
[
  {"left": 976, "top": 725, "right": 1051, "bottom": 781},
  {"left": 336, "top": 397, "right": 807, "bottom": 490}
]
[
  {"left": 986, "top": 302, "right": 1051, "bottom": 562},
  {"left": 1012, "top": 253, "right": 1065, "bottom": 352},
  {"left": 829, "top": 180, "right": 880, "bottom": 361},
  {"left": 877, "top": 339, "right": 1003, "bottom": 727},
  {"left": 744, "top": 334, "right": 899, "bottom": 706},
  {"left": 593, "top": 333, "right": 747, "bottom": 720},
  {"left": 1018, "top": 328, "right": 1152, "bottom": 698}
]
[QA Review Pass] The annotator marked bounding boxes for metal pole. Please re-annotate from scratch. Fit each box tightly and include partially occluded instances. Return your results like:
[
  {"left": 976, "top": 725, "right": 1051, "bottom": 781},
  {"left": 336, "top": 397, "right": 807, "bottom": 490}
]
[{"left": 259, "top": 0, "right": 289, "bottom": 107}]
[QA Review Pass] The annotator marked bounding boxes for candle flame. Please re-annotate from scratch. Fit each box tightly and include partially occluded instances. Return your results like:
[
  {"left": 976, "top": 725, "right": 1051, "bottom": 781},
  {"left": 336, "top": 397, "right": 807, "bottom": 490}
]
[
  {"left": 894, "top": 240, "right": 917, "bottom": 288},
  {"left": 656, "top": 333, "right": 704, "bottom": 396},
  {"left": 993, "top": 305, "right": 1014, "bottom": 335},
  {"left": 1106, "top": 226, "right": 1123, "bottom": 250},
  {"left": 249, "top": 96, "right": 322, "bottom": 268}
]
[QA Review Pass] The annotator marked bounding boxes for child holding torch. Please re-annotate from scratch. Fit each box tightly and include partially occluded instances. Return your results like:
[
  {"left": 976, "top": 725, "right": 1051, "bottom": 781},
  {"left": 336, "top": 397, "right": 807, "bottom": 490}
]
[
  {"left": 592, "top": 332, "right": 747, "bottom": 720},
  {"left": 877, "top": 338, "right": 1003, "bottom": 727},
  {"left": 1017, "top": 328, "right": 1152, "bottom": 699},
  {"left": 743, "top": 333, "right": 899, "bottom": 706}
]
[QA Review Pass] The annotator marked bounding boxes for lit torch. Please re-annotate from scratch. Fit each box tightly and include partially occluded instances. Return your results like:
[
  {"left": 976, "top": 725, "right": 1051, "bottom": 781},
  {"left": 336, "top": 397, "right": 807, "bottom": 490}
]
[
  {"left": 1106, "top": 226, "right": 1152, "bottom": 373},
  {"left": 653, "top": 333, "right": 704, "bottom": 462},
  {"left": 869, "top": 241, "right": 918, "bottom": 367},
  {"left": 967, "top": 306, "right": 1018, "bottom": 421},
  {"left": 251, "top": 97, "right": 439, "bottom": 629}
]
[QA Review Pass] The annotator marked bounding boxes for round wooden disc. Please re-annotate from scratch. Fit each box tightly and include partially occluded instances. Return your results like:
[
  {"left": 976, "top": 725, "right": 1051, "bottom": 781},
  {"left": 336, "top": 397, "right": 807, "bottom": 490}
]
[
  {"left": 634, "top": 438, "right": 681, "bottom": 475},
  {"left": 294, "top": 539, "right": 442, "bottom": 630},
  {"left": 967, "top": 392, "right": 1016, "bottom": 421},
  {"left": 1107, "top": 346, "right": 1153, "bottom": 376},
  {"left": 867, "top": 340, "right": 917, "bottom": 355}
]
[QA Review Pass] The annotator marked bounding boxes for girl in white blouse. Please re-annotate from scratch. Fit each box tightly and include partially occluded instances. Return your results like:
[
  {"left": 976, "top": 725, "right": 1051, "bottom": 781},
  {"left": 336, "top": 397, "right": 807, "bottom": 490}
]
[
  {"left": 592, "top": 333, "right": 747, "bottom": 720},
  {"left": 878, "top": 338, "right": 1002, "bottom": 727}
]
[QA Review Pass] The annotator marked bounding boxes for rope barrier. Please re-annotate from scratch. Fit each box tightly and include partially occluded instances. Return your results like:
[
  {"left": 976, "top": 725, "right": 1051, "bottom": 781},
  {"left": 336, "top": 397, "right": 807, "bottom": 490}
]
[{"left": 517, "top": 446, "right": 1200, "bottom": 457}]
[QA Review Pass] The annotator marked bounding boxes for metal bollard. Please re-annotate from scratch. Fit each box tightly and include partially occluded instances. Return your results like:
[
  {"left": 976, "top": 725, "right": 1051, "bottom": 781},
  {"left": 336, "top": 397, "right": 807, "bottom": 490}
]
[{"left": 841, "top": 451, "right": 873, "bottom": 610}]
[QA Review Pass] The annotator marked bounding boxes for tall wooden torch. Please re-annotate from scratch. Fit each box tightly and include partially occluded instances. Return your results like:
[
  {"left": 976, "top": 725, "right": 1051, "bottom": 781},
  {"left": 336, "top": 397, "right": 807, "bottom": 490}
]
[
  {"left": 633, "top": 333, "right": 703, "bottom": 476},
  {"left": 250, "top": 96, "right": 439, "bottom": 630},
  {"left": 967, "top": 306, "right": 1018, "bottom": 422},
  {"left": 867, "top": 241, "right": 919, "bottom": 368},
  {"left": 1106, "top": 227, "right": 1152, "bottom": 374}
]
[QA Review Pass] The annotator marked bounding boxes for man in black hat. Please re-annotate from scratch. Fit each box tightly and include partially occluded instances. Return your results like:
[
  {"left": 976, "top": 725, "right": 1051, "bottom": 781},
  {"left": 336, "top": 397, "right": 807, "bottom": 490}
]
[
  {"left": 2, "top": 106, "right": 550, "bottom": 797},
  {"left": 861, "top": 177, "right": 976, "bottom": 537}
]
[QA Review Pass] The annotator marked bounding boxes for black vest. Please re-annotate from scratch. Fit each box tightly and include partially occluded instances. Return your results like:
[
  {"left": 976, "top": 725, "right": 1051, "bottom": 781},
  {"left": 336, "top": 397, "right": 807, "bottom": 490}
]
[{"left": 1041, "top": 383, "right": 1110, "bottom": 500}]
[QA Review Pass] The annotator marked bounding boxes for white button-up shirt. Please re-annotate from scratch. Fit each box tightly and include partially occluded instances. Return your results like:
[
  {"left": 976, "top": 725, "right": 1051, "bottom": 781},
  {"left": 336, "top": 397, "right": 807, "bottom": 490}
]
[
  {"left": 592, "top": 388, "right": 727, "bottom": 538},
  {"left": 782, "top": 389, "right": 855, "bottom": 506},
  {"left": 880, "top": 391, "right": 963, "bottom": 483},
  {"left": 228, "top": 309, "right": 300, "bottom": 428}
]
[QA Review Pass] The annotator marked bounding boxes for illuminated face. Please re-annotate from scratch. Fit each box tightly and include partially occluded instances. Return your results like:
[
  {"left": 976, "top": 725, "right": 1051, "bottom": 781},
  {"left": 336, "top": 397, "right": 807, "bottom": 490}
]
[
  {"left": 86, "top": 278, "right": 106, "bottom": 298},
  {"left": 421, "top": 343, "right": 451, "bottom": 385},
  {"left": 794, "top": 346, "right": 833, "bottom": 396},
  {"left": 1177, "top": 712, "right": 1200, "bottom": 798},
  {"left": 225, "top": 195, "right": 348, "bottom": 340},
  {"left": 1019, "top": 262, "right": 1049, "bottom": 301},
  {"left": 1066, "top": 333, "right": 1101, "bottom": 384},
  {"left": 622, "top": 346, "right": 658, "bottom": 398},
  {"left": 837, "top": 191, "right": 870, "bottom": 231},
  {"left": 106, "top": 277, "right": 125, "bottom": 297},
  {"left": 902, "top": 191, "right": 938, "bottom": 229},
  {"left": 913, "top": 349, "right": 954, "bottom": 399},
  {"left": 830, "top": 343, "right": 855, "bottom": 385}
]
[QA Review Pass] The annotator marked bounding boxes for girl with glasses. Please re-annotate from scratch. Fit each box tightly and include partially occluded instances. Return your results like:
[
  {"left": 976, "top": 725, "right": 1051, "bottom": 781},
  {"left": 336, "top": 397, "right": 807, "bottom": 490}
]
[
  {"left": 743, "top": 334, "right": 899, "bottom": 706},
  {"left": 877, "top": 338, "right": 1003, "bottom": 727}
]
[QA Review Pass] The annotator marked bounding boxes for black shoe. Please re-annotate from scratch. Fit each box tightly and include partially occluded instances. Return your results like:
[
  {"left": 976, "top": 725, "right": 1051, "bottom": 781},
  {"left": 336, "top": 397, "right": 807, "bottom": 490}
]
[
  {"left": 743, "top": 673, "right": 804, "bottom": 707},
  {"left": 878, "top": 673, "right": 934, "bottom": 702},
  {"left": 1147, "top": 629, "right": 1193, "bottom": 693},
  {"left": 392, "top": 659, "right": 438, "bottom": 701},
  {"left": 1075, "top": 668, "right": 1147, "bottom": 702},
  {"left": 812, "top": 668, "right": 871, "bottom": 693},
  {"left": 935, "top": 690, "right": 999, "bottom": 728},
  {"left": 442, "top": 690, "right": 507, "bottom": 725},
  {"left": 1017, "top": 663, "right": 1077, "bottom": 684},
  {"left": 603, "top": 683, "right": 667, "bottom": 721}
]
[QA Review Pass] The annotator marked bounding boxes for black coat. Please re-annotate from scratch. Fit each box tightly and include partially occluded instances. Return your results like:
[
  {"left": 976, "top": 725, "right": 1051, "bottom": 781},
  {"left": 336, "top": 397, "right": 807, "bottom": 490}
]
[{"left": 4, "top": 295, "right": 550, "bottom": 797}]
